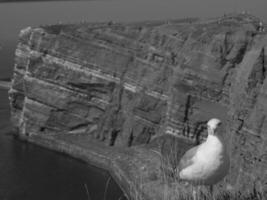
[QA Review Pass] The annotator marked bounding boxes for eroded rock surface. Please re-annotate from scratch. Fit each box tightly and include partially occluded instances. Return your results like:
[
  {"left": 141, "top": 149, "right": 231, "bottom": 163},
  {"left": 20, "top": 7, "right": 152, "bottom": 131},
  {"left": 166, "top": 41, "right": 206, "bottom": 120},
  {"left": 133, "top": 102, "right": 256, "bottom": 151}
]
[{"left": 9, "top": 13, "right": 267, "bottom": 198}]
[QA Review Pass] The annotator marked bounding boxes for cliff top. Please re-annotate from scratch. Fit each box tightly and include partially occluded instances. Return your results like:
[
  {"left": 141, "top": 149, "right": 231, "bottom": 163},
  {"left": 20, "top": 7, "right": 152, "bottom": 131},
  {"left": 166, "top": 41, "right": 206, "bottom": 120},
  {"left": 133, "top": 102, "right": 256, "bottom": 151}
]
[{"left": 40, "top": 13, "right": 263, "bottom": 36}]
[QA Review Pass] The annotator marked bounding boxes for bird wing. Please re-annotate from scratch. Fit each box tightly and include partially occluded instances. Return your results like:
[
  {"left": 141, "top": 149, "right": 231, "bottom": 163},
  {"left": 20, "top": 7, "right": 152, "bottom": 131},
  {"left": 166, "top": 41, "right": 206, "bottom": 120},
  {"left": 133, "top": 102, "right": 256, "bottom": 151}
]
[{"left": 178, "top": 145, "right": 199, "bottom": 171}]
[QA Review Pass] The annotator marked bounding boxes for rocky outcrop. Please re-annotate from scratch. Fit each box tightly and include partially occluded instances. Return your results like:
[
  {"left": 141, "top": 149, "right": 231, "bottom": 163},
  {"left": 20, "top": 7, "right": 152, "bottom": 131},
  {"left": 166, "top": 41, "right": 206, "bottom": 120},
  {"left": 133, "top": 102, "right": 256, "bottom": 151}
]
[{"left": 9, "top": 14, "right": 267, "bottom": 198}]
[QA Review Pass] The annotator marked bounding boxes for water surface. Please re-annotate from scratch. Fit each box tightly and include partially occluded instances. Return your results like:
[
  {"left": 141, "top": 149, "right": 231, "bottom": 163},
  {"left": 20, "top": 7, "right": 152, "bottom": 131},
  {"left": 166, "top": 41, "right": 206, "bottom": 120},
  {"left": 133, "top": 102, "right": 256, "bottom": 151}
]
[{"left": 0, "top": 91, "right": 126, "bottom": 199}]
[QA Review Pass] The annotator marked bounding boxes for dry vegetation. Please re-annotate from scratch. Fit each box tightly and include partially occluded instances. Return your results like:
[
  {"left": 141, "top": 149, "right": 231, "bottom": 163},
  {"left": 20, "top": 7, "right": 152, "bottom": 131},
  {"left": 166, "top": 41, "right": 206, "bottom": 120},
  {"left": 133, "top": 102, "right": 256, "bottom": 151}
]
[{"left": 127, "top": 147, "right": 265, "bottom": 200}]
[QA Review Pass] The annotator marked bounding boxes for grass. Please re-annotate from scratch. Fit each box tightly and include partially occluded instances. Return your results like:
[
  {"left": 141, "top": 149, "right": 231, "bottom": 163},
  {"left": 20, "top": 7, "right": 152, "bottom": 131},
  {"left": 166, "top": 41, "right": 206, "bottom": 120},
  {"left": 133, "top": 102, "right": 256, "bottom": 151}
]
[
  {"left": 159, "top": 151, "right": 265, "bottom": 200},
  {"left": 84, "top": 183, "right": 91, "bottom": 200},
  {"left": 104, "top": 177, "right": 111, "bottom": 200},
  {"left": 126, "top": 145, "right": 265, "bottom": 200}
]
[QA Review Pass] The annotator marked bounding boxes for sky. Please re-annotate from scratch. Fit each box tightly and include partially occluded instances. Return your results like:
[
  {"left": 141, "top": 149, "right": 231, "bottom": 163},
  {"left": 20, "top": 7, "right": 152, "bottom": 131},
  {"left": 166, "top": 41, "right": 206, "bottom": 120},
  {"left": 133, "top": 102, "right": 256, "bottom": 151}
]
[
  {"left": 0, "top": 0, "right": 267, "bottom": 78},
  {"left": 1, "top": 0, "right": 267, "bottom": 40}
]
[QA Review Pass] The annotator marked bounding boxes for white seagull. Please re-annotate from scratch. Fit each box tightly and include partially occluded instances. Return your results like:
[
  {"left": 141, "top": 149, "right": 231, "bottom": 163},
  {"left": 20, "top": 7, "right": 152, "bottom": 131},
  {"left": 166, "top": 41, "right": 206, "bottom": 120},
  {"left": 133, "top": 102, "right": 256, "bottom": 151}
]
[{"left": 177, "top": 118, "right": 230, "bottom": 200}]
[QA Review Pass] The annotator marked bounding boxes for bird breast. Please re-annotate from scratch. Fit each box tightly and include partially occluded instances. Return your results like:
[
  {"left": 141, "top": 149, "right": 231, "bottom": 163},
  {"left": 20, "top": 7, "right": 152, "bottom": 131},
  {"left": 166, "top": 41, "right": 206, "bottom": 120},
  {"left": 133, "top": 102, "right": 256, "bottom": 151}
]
[
  {"left": 180, "top": 135, "right": 229, "bottom": 184},
  {"left": 196, "top": 135, "right": 224, "bottom": 164}
]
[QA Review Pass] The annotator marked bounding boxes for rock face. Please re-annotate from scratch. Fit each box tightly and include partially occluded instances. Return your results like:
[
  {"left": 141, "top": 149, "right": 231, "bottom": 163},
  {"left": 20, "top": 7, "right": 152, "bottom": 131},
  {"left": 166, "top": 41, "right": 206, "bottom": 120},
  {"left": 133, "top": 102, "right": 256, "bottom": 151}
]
[{"left": 9, "top": 14, "right": 267, "bottom": 197}]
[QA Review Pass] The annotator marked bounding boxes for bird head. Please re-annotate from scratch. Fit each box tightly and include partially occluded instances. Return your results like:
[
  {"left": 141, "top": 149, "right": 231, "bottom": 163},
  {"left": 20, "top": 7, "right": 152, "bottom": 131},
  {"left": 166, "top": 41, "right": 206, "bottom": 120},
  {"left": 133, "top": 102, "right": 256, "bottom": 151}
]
[{"left": 207, "top": 118, "right": 222, "bottom": 135}]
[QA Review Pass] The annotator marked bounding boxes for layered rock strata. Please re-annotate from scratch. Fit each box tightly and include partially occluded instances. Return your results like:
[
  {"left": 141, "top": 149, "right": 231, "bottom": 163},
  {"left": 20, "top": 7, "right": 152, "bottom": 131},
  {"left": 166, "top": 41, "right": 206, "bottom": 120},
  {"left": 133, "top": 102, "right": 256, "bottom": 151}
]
[{"left": 9, "top": 14, "right": 267, "bottom": 198}]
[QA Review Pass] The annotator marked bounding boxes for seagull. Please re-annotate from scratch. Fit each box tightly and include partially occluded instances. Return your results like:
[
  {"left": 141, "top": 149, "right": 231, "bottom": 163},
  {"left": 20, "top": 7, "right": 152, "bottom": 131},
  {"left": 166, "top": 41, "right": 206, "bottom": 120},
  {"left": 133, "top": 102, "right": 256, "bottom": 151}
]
[{"left": 177, "top": 118, "right": 230, "bottom": 200}]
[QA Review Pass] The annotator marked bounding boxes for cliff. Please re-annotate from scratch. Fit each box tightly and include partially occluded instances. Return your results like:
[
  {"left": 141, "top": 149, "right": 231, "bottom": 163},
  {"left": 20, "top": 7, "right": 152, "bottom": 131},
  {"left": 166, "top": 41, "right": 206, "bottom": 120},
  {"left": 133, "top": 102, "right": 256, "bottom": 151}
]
[{"left": 9, "top": 14, "right": 267, "bottom": 199}]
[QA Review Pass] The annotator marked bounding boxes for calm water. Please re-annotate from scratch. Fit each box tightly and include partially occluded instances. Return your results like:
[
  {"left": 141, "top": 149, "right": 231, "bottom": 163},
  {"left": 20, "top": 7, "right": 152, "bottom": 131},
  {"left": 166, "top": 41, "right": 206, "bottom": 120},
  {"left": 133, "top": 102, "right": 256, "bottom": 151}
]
[{"left": 0, "top": 90, "right": 126, "bottom": 200}]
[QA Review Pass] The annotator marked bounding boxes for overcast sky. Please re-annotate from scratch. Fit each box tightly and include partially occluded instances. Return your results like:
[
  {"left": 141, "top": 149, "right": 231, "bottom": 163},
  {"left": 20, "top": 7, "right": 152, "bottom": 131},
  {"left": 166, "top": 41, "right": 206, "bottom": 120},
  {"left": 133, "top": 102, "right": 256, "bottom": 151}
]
[
  {"left": 1, "top": 0, "right": 267, "bottom": 40},
  {"left": 0, "top": 0, "right": 267, "bottom": 78}
]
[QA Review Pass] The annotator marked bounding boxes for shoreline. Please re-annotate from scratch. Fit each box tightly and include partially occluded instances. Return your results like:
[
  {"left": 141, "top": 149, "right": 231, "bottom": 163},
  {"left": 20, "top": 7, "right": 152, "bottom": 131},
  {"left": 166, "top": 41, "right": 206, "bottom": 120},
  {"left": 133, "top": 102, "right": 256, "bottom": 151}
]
[
  {"left": 0, "top": 80, "right": 11, "bottom": 90},
  {"left": 23, "top": 133, "right": 134, "bottom": 200},
  {"left": 18, "top": 132, "right": 168, "bottom": 200}
]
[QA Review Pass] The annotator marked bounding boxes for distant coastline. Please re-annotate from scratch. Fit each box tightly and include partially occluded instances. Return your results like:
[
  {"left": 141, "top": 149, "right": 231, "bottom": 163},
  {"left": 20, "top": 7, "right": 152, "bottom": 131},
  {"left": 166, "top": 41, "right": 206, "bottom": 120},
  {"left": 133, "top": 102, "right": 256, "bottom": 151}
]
[{"left": 0, "top": 80, "right": 11, "bottom": 90}]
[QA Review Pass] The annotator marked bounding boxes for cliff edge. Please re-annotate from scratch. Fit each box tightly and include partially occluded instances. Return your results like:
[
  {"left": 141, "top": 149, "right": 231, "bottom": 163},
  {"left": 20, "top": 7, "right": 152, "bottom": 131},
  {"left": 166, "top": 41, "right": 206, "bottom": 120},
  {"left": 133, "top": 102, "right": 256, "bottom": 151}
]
[{"left": 9, "top": 14, "right": 267, "bottom": 199}]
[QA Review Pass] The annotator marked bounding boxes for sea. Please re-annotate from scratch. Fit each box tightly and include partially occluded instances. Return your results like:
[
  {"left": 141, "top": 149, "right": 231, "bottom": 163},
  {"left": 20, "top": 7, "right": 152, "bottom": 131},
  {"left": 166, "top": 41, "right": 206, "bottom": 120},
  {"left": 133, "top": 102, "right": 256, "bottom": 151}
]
[
  {"left": 0, "top": 90, "right": 125, "bottom": 199},
  {"left": 0, "top": 61, "right": 126, "bottom": 199}
]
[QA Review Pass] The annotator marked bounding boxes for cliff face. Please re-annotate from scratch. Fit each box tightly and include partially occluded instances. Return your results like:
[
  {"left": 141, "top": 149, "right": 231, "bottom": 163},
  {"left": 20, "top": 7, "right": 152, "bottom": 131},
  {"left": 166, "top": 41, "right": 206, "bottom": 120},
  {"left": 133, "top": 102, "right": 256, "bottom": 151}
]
[{"left": 9, "top": 14, "right": 267, "bottom": 195}]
